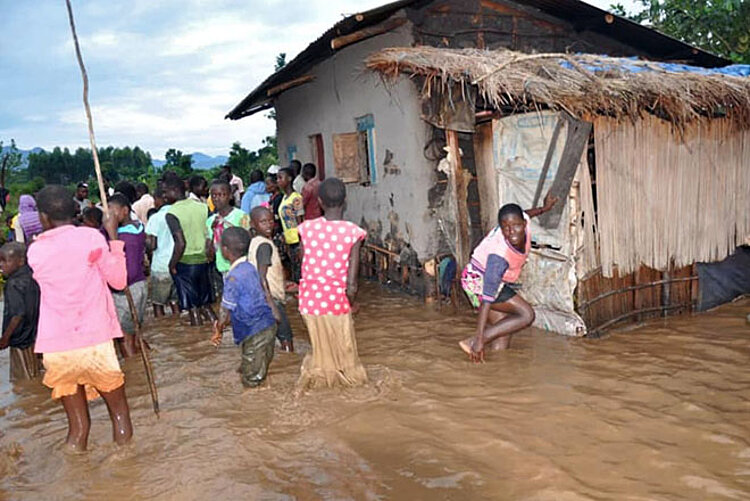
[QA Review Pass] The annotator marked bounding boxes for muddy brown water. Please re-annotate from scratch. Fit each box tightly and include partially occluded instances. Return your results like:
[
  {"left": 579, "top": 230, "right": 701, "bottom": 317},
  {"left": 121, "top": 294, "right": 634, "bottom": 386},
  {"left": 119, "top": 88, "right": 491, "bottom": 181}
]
[{"left": 1, "top": 284, "right": 749, "bottom": 500}]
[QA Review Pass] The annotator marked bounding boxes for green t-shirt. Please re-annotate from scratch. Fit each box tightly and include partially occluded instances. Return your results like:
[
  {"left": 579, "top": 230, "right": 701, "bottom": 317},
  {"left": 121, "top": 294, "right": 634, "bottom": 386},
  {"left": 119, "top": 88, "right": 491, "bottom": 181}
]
[
  {"left": 168, "top": 199, "right": 209, "bottom": 265},
  {"left": 206, "top": 208, "right": 250, "bottom": 272}
]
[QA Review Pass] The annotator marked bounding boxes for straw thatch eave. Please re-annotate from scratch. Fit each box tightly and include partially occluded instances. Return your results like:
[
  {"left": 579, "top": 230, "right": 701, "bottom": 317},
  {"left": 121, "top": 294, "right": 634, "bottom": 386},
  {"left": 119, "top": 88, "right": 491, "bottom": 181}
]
[{"left": 365, "top": 47, "right": 750, "bottom": 130}]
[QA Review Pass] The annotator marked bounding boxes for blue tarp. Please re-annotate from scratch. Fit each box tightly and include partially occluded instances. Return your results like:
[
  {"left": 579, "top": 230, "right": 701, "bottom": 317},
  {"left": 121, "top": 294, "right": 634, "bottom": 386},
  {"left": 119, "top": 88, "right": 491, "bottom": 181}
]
[{"left": 559, "top": 56, "right": 750, "bottom": 78}]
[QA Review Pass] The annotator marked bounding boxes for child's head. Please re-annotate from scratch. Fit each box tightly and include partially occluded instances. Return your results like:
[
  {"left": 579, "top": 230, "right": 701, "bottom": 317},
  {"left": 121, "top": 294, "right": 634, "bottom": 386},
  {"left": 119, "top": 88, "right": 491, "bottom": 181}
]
[
  {"left": 220, "top": 226, "right": 250, "bottom": 263},
  {"left": 250, "top": 206, "right": 274, "bottom": 238},
  {"left": 135, "top": 182, "right": 149, "bottom": 200},
  {"left": 37, "top": 185, "right": 76, "bottom": 229},
  {"left": 189, "top": 175, "right": 208, "bottom": 198},
  {"left": 81, "top": 206, "right": 103, "bottom": 229},
  {"left": 114, "top": 181, "right": 137, "bottom": 205},
  {"left": 250, "top": 169, "right": 264, "bottom": 184},
  {"left": 277, "top": 168, "right": 294, "bottom": 191},
  {"left": 318, "top": 177, "right": 346, "bottom": 211},
  {"left": 161, "top": 175, "right": 185, "bottom": 204},
  {"left": 153, "top": 186, "right": 167, "bottom": 210},
  {"left": 290, "top": 159, "right": 302, "bottom": 177},
  {"left": 0, "top": 242, "right": 26, "bottom": 278},
  {"left": 497, "top": 203, "right": 526, "bottom": 249},
  {"left": 302, "top": 163, "right": 317, "bottom": 182},
  {"left": 75, "top": 182, "right": 89, "bottom": 201},
  {"left": 108, "top": 193, "right": 132, "bottom": 225},
  {"left": 209, "top": 179, "right": 232, "bottom": 211},
  {"left": 265, "top": 174, "right": 278, "bottom": 194}
]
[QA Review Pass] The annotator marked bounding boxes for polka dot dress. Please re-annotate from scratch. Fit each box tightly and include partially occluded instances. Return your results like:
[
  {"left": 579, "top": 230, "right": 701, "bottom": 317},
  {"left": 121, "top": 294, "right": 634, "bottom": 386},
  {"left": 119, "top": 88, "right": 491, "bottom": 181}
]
[{"left": 298, "top": 217, "right": 366, "bottom": 316}]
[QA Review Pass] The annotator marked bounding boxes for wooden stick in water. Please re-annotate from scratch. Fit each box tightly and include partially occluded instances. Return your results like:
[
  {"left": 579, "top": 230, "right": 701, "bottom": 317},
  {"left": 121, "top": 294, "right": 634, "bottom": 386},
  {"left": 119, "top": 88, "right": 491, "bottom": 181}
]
[{"left": 65, "top": 0, "right": 159, "bottom": 417}]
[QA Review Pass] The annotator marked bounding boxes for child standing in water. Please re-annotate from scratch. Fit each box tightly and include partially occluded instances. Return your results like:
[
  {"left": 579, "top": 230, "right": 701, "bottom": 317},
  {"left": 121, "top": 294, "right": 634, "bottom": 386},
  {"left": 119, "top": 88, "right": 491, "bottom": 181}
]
[
  {"left": 28, "top": 185, "right": 132, "bottom": 451},
  {"left": 459, "top": 195, "right": 558, "bottom": 363},
  {"left": 206, "top": 179, "right": 250, "bottom": 296},
  {"left": 108, "top": 193, "right": 147, "bottom": 358},
  {"left": 297, "top": 178, "right": 368, "bottom": 388},
  {"left": 249, "top": 206, "right": 294, "bottom": 352},
  {"left": 211, "top": 227, "right": 279, "bottom": 388},
  {"left": 0, "top": 242, "right": 40, "bottom": 380}
]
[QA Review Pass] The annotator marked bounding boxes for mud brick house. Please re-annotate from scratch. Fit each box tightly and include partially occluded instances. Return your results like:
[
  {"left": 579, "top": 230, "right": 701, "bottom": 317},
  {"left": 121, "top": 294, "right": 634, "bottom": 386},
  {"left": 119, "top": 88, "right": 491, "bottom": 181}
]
[{"left": 227, "top": 0, "right": 750, "bottom": 336}]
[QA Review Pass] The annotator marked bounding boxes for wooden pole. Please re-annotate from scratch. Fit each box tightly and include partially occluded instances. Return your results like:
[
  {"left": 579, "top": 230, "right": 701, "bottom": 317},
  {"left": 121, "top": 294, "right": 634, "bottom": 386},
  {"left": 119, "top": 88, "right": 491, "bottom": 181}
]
[
  {"left": 446, "top": 130, "right": 471, "bottom": 269},
  {"left": 330, "top": 17, "right": 406, "bottom": 50},
  {"left": 64, "top": 0, "right": 107, "bottom": 211},
  {"left": 65, "top": 0, "right": 159, "bottom": 417}
]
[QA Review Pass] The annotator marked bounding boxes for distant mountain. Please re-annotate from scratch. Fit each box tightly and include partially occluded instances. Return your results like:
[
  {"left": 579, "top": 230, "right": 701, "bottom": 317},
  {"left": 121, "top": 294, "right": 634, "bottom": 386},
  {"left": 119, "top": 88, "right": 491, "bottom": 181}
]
[
  {"left": 0, "top": 146, "right": 43, "bottom": 166},
  {"left": 3, "top": 146, "right": 228, "bottom": 171},
  {"left": 152, "top": 152, "right": 228, "bottom": 170}
]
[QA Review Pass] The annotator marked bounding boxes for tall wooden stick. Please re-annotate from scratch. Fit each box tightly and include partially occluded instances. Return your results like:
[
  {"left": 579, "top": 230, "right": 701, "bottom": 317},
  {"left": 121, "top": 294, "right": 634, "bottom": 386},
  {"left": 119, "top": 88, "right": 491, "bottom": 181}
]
[
  {"left": 64, "top": 0, "right": 108, "bottom": 211},
  {"left": 65, "top": 0, "right": 159, "bottom": 417}
]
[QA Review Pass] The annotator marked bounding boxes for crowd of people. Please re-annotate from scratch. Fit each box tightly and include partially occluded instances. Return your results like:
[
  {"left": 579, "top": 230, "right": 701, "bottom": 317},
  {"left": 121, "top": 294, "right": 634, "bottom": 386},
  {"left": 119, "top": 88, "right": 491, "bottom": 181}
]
[
  {"left": 0, "top": 154, "right": 559, "bottom": 451},
  {"left": 0, "top": 160, "right": 371, "bottom": 450}
]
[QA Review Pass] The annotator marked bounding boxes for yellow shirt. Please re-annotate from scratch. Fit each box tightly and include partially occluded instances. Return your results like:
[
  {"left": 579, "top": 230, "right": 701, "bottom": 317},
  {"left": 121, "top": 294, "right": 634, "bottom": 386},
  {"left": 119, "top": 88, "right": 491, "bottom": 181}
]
[{"left": 278, "top": 192, "right": 304, "bottom": 245}]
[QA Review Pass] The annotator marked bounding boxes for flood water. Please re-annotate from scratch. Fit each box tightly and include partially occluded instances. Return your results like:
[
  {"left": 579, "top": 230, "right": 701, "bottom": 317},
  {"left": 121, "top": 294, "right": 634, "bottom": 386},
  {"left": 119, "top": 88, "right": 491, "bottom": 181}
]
[{"left": 1, "top": 284, "right": 749, "bottom": 500}]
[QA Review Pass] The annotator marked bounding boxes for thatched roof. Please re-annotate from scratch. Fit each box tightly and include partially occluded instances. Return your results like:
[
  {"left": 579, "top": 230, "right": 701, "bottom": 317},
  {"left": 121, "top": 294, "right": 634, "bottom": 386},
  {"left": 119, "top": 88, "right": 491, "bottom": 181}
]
[{"left": 365, "top": 47, "right": 750, "bottom": 129}]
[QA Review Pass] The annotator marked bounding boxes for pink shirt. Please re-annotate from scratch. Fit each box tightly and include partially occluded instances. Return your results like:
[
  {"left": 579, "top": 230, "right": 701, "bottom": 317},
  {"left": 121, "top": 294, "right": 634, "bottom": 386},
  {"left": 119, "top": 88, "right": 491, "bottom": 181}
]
[
  {"left": 28, "top": 225, "right": 127, "bottom": 353},
  {"left": 298, "top": 218, "right": 366, "bottom": 316}
]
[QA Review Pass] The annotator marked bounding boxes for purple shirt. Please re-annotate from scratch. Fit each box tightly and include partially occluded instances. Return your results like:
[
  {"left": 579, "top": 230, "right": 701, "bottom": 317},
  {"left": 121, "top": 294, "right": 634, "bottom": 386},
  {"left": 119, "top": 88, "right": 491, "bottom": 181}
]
[{"left": 118, "top": 221, "right": 146, "bottom": 286}]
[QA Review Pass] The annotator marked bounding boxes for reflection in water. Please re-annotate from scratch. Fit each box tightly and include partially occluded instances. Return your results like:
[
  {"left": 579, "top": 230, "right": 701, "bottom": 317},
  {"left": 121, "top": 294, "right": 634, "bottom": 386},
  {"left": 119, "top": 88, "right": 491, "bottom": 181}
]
[{"left": 1, "top": 284, "right": 749, "bottom": 499}]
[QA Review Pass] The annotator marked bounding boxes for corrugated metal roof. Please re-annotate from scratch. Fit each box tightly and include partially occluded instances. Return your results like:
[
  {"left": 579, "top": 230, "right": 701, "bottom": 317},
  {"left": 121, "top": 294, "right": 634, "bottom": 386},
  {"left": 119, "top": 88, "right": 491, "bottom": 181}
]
[{"left": 226, "top": 0, "right": 730, "bottom": 120}]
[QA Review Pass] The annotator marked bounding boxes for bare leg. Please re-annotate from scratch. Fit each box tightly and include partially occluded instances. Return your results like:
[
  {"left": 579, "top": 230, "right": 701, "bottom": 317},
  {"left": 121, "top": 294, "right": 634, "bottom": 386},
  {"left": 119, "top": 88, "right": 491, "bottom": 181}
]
[
  {"left": 169, "top": 302, "right": 180, "bottom": 316},
  {"left": 487, "top": 310, "right": 511, "bottom": 350},
  {"left": 99, "top": 384, "right": 133, "bottom": 446},
  {"left": 460, "top": 311, "right": 508, "bottom": 353},
  {"left": 188, "top": 308, "right": 201, "bottom": 326},
  {"left": 153, "top": 304, "right": 165, "bottom": 318},
  {"left": 201, "top": 305, "right": 217, "bottom": 323},
  {"left": 120, "top": 334, "right": 137, "bottom": 358},
  {"left": 60, "top": 385, "right": 91, "bottom": 450},
  {"left": 480, "top": 295, "right": 535, "bottom": 345}
]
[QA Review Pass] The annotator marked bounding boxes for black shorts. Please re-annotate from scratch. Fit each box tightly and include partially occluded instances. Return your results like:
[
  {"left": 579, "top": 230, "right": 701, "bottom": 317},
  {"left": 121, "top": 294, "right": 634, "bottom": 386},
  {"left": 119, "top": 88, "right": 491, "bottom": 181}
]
[
  {"left": 493, "top": 285, "right": 517, "bottom": 303},
  {"left": 172, "top": 262, "right": 214, "bottom": 310}
]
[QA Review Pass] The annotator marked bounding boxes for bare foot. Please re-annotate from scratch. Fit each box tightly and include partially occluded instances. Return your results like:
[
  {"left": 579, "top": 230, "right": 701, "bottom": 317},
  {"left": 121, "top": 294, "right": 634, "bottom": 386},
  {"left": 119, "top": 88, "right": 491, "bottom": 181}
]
[{"left": 458, "top": 338, "right": 473, "bottom": 355}]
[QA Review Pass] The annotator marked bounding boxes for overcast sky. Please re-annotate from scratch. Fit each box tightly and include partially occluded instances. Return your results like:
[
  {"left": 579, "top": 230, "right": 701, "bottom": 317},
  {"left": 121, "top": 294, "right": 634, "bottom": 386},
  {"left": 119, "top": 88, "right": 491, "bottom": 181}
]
[{"left": 0, "top": 0, "right": 636, "bottom": 159}]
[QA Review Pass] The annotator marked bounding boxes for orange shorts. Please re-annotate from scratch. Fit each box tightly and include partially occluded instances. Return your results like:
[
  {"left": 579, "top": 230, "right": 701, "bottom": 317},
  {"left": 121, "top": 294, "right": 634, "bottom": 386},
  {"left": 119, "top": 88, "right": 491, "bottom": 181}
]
[{"left": 42, "top": 340, "right": 125, "bottom": 401}]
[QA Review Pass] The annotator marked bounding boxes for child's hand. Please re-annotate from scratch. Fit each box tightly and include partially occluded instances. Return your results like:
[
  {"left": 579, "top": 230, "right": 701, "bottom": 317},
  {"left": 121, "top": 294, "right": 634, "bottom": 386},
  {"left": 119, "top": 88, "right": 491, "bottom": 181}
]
[
  {"left": 542, "top": 193, "right": 560, "bottom": 212},
  {"left": 210, "top": 321, "right": 223, "bottom": 347},
  {"left": 470, "top": 336, "right": 485, "bottom": 363},
  {"left": 0, "top": 336, "right": 9, "bottom": 350}
]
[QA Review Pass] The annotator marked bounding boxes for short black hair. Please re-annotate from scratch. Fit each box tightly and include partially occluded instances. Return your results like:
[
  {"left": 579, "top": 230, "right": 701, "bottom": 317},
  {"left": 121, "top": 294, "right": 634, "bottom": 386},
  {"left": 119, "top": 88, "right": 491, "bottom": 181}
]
[
  {"left": 0, "top": 242, "right": 26, "bottom": 262},
  {"left": 220, "top": 226, "right": 250, "bottom": 257},
  {"left": 76, "top": 182, "right": 89, "bottom": 189},
  {"left": 266, "top": 173, "right": 277, "bottom": 183},
  {"left": 189, "top": 175, "right": 207, "bottom": 191},
  {"left": 302, "top": 163, "right": 316, "bottom": 178},
  {"left": 135, "top": 182, "right": 149, "bottom": 194},
  {"left": 210, "top": 178, "right": 231, "bottom": 192},
  {"left": 250, "top": 205, "right": 272, "bottom": 222},
  {"left": 37, "top": 185, "right": 76, "bottom": 221},
  {"left": 82, "top": 206, "right": 103, "bottom": 225},
  {"left": 250, "top": 169, "right": 264, "bottom": 184},
  {"left": 109, "top": 192, "right": 132, "bottom": 209},
  {"left": 318, "top": 177, "right": 346, "bottom": 208},
  {"left": 278, "top": 167, "right": 295, "bottom": 179},
  {"left": 153, "top": 186, "right": 165, "bottom": 199},
  {"left": 498, "top": 203, "right": 524, "bottom": 224},
  {"left": 162, "top": 175, "right": 184, "bottom": 192},
  {"left": 290, "top": 159, "right": 302, "bottom": 174},
  {"left": 114, "top": 181, "right": 137, "bottom": 204},
  {"left": 146, "top": 207, "right": 158, "bottom": 220}
]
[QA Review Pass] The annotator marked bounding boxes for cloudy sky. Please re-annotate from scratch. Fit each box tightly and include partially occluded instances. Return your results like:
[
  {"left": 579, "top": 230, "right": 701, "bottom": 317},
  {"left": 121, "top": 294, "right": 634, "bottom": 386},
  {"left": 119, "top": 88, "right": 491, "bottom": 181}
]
[{"left": 0, "top": 0, "right": 634, "bottom": 160}]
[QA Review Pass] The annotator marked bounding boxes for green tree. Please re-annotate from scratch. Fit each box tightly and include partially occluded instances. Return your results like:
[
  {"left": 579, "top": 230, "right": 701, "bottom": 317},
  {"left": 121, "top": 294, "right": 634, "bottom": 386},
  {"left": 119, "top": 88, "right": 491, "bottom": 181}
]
[
  {"left": 611, "top": 0, "right": 750, "bottom": 63},
  {"left": 163, "top": 148, "right": 193, "bottom": 178},
  {"left": 0, "top": 139, "right": 22, "bottom": 189}
]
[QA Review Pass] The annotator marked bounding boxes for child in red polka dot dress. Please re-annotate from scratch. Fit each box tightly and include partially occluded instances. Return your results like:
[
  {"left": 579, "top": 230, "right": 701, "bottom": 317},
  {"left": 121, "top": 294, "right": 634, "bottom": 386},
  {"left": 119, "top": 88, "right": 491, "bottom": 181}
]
[{"left": 297, "top": 178, "right": 368, "bottom": 388}]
